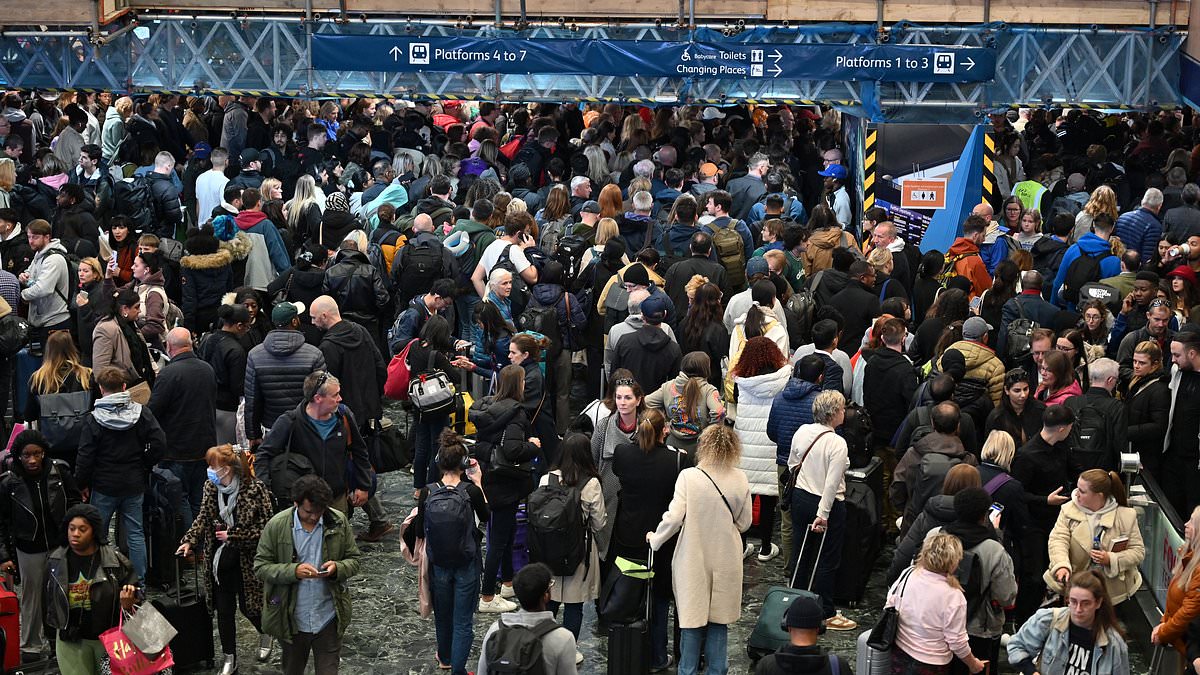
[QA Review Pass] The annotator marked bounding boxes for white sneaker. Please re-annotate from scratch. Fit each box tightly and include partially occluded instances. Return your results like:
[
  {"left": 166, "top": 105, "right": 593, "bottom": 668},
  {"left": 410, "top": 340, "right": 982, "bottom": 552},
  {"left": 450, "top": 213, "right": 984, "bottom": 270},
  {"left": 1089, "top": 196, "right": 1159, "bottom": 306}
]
[
  {"left": 1000, "top": 633, "right": 1012, "bottom": 647},
  {"left": 500, "top": 584, "right": 515, "bottom": 599},
  {"left": 478, "top": 597, "right": 519, "bottom": 613},
  {"left": 757, "top": 543, "right": 781, "bottom": 562},
  {"left": 743, "top": 542, "right": 757, "bottom": 559},
  {"left": 575, "top": 651, "right": 584, "bottom": 665}
]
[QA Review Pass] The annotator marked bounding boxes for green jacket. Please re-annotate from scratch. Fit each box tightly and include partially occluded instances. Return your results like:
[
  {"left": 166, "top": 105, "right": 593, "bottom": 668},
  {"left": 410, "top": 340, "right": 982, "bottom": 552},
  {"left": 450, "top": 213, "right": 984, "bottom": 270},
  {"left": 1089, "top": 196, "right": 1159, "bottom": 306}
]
[{"left": 254, "top": 506, "right": 362, "bottom": 641}]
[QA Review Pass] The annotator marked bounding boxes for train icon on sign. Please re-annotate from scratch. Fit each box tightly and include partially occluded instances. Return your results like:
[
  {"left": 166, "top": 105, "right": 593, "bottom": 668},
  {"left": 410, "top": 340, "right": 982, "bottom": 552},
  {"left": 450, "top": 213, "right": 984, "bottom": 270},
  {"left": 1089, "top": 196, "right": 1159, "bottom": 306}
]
[
  {"left": 410, "top": 43, "right": 430, "bottom": 65},
  {"left": 933, "top": 52, "right": 954, "bottom": 74}
]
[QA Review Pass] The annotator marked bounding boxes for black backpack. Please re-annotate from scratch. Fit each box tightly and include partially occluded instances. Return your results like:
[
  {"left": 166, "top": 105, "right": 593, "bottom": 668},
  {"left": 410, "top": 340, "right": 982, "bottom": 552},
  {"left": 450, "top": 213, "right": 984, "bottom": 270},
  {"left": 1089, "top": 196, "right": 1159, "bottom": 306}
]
[
  {"left": 912, "top": 452, "right": 965, "bottom": 516},
  {"left": 553, "top": 235, "right": 589, "bottom": 288},
  {"left": 1060, "top": 252, "right": 1103, "bottom": 306},
  {"left": 516, "top": 304, "right": 562, "bottom": 361},
  {"left": 1005, "top": 298, "right": 1038, "bottom": 363},
  {"left": 113, "top": 175, "right": 158, "bottom": 231},
  {"left": 1067, "top": 396, "right": 1108, "bottom": 470},
  {"left": 786, "top": 270, "right": 823, "bottom": 348},
  {"left": 952, "top": 541, "right": 989, "bottom": 620},
  {"left": 494, "top": 244, "right": 530, "bottom": 309},
  {"left": 526, "top": 473, "right": 589, "bottom": 577},
  {"left": 395, "top": 240, "right": 444, "bottom": 309},
  {"left": 423, "top": 482, "right": 477, "bottom": 568},
  {"left": 483, "top": 617, "right": 560, "bottom": 675},
  {"left": 9, "top": 183, "right": 54, "bottom": 224}
]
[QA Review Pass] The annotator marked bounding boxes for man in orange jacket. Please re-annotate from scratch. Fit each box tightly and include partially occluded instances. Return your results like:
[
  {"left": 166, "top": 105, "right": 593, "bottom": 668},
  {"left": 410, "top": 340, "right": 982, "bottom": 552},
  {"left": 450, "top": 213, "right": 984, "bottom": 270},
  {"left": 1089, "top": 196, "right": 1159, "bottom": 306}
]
[{"left": 944, "top": 214, "right": 993, "bottom": 298}]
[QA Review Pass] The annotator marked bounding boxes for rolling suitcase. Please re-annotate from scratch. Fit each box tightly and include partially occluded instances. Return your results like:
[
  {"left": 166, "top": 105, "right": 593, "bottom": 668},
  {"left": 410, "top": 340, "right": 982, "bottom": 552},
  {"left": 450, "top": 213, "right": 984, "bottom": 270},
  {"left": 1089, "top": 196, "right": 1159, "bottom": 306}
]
[
  {"left": 747, "top": 526, "right": 825, "bottom": 662},
  {"left": 143, "top": 467, "right": 184, "bottom": 589},
  {"left": 856, "top": 629, "right": 891, "bottom": 675},
  {"left": 607, "top": 548, "right": 653, "bottom": 675},
  {"left": 0, "top": 576, "right": 18, "bottom": 673},
  {"left": 13, "top": 348, "right": 42, "bottom": 420},
  {"left": 833, "top": 457, "right": 883, "bottom": 605},
  {"left": 151, "top": 558, "right": 215, "bottom": 670}
]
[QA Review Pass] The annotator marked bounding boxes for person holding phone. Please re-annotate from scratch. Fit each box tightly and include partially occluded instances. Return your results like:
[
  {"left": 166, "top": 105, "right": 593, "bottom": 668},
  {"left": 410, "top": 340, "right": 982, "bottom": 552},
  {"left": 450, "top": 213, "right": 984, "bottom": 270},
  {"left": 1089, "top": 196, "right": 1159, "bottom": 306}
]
[
  {"left": 177, "top": 444, "right": 276, "bottom": 673},
  {"left": 1044, "top": 469, "right": 1144, "bottom": 606}
]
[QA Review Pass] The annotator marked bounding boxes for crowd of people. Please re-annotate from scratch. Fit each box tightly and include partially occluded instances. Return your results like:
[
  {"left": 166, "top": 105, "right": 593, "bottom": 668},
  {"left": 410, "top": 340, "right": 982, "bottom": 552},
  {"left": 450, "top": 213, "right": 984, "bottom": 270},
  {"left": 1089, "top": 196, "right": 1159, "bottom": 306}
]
[{"left": 1, "top": 91, "right": 1200, "bottom": 674}]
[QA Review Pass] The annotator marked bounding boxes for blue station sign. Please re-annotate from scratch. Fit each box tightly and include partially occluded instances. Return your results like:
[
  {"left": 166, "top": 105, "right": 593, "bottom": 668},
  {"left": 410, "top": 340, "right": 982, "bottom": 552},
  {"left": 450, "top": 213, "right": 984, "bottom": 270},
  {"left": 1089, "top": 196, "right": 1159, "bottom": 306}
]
[{"left": 312, "top": 35, "right": 996, "bottom": 83}]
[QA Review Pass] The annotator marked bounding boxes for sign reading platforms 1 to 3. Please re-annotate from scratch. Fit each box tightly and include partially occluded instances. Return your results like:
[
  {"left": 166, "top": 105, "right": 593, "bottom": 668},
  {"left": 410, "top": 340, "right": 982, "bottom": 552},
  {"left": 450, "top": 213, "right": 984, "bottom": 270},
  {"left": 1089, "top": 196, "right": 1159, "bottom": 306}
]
[
  {"left": 311, "top": 35, "right": 996, "bottom": 83},
  {"left": 900, "top": 178, "right": 948, "bottom": 210}
]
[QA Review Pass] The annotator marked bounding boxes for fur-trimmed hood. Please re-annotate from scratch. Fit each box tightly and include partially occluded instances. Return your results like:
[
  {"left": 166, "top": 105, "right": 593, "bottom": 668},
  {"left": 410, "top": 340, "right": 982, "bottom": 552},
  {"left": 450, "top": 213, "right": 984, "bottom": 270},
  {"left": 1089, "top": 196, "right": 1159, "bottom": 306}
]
[
  {"left": 180, "top": 249, "right": 233, "bottom": 270},
  {"left": 218, "top": 231, "right": 253, "bottom": 260}
]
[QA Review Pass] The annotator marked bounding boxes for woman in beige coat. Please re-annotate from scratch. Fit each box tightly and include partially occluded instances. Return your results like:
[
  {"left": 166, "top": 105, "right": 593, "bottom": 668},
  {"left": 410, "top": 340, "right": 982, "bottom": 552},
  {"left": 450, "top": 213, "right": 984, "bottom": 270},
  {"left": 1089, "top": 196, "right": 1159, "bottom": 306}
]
[
  {"left": 540, "top": 434, "right": 605, "bottom": 666},
  {"left": 648, "top": 423, "right": 752, "bottom": 675},
  {"left": 1043, "top": 469, "right": 1145, "bottom": 605}
]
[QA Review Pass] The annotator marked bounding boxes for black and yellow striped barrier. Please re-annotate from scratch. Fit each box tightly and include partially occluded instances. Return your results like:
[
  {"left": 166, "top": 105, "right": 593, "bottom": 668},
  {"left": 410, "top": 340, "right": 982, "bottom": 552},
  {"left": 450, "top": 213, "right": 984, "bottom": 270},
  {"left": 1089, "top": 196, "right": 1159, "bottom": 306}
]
[
  {"left": 983, "top": 131, "right": 997, "bottom": 209},
  {"left": 863, "top": 128, "right": 877, "bottom": 212}
]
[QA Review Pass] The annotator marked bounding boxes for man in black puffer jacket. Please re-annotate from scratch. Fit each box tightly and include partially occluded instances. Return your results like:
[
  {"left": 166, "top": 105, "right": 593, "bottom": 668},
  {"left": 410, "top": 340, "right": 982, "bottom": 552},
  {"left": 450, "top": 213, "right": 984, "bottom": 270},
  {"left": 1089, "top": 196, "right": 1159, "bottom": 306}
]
[
  {"left": 145, "top": 152, "right": 184, "bottom": 239},
  {"left": 243, "top": 301, "right": 326, "bottom": 448},
  {"left": 753, "top": 595, "right": 852, "bottom": 675}
]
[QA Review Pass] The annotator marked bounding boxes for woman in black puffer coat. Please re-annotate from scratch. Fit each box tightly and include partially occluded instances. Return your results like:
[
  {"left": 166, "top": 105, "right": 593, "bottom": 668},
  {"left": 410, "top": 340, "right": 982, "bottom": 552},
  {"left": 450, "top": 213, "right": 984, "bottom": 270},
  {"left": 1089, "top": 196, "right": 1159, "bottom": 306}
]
[
  {"left": 467, "top": 365, "right": 541, "bottom": 612},
  {"left": 1124, "top": 340, "right": 1171, "bottom": 478},
  {"left": 180, "top": 227, "right": 233, "bottom": 334}
]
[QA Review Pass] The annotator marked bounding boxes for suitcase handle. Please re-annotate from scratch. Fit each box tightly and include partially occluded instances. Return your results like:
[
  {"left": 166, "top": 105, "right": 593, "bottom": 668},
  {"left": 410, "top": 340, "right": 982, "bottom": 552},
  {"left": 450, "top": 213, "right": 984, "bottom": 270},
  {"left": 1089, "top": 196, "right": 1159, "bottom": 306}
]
[
  {"left": 789, "top": 525, "right": 826, "bottom": 592},
  {"left": 645, "top": 546, "right": 654, "bottom": 624}
]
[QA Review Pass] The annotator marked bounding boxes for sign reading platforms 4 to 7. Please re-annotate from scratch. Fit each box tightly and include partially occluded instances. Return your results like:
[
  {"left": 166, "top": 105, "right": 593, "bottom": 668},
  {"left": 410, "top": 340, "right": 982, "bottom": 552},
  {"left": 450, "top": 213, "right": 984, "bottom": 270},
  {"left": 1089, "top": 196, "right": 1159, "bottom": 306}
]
[{"left": 311, "top": 35, "right": 996, "bottom": 83}]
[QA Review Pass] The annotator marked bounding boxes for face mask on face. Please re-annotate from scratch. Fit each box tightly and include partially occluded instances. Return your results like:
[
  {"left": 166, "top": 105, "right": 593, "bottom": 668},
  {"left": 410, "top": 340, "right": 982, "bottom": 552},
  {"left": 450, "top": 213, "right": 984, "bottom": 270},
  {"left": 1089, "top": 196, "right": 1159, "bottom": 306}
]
[{"left": 207, "top": 467, "right": 224, "bottom": 486}]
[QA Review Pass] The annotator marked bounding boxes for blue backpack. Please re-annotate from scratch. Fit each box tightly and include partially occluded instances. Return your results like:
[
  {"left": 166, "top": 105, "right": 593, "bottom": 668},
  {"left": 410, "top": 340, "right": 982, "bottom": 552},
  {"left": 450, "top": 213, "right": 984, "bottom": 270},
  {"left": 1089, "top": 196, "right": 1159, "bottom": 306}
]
[{"left": 423, "top": 482, "right": 476, "bottom": 568}]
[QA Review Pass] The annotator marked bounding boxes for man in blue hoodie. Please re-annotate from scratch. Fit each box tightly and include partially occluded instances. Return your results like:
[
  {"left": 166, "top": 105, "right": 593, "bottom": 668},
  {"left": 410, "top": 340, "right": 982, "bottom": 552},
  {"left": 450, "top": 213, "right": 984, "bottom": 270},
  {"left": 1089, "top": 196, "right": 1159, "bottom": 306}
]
[
  {"left": 1051, "top": 212, "right": 1122, "bottom": 307},
  {"left": 766, "top": 355, "right": 824, "bottom": 569},
  {"left": 617, "top": 191, "right": 662, "bottom": 255}
]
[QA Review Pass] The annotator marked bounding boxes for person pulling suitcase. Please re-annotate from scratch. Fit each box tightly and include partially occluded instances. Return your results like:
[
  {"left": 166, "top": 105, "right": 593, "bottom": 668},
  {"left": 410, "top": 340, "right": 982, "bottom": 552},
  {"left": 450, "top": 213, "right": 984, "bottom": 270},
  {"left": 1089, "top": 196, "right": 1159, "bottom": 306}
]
[{"left": 754, "top": 594, "right": 854, "bottom": 675}]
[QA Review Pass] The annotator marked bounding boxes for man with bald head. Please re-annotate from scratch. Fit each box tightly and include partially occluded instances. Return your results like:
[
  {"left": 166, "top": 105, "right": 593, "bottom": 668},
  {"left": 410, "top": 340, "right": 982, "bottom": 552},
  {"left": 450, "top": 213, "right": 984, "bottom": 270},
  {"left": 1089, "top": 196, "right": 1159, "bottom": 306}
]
[
  {"left": 391, "top": 210, "right": 457, "bottom": 309},
  {"left": 310, "top": 295, "right": 392, "bottom": 541},
  {"left": 148, "top": 327, "right": 218, "bottom": 524}
]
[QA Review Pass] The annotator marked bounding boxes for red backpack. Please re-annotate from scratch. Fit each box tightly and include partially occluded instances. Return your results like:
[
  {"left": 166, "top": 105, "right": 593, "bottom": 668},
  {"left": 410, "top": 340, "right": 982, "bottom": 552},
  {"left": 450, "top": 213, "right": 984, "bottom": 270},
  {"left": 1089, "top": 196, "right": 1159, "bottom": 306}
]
[
  {"left": 499, "top": 135, "right": 524, "bottom": 161},
  {"left": 384, "top": 339, "right": 418, "bottom": 400}
]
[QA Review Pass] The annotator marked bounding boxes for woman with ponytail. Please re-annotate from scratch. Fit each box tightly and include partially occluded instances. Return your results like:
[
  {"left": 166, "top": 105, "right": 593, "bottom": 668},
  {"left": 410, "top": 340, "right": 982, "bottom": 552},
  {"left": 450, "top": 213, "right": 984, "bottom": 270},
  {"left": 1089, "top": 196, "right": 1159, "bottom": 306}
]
[
  {"left": 612, "top": 409, "right": 692, "bottom": 671},
  {"left": 1044, "top": 469, "right": 1145, "bottom": 605},
  {"left": 645, "top": 352, "right": 725, "bottom": 458},
  {"left": 509, "top": 332, "right": 558, "bottom": 463},
  {"left": 725, "top": 280, "right": 788, "bottom": 402},
  {"left": 1152, "top": 506, "right": 1200, "bottom": 661}
]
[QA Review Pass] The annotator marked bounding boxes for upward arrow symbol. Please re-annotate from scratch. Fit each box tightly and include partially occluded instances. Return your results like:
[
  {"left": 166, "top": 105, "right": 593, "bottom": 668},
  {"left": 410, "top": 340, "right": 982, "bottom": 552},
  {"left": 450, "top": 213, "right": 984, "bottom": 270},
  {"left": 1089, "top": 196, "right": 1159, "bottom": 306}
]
[
  {"left": 770, "top": 49, "right": 783, "bottom": 63},
  {"left": 390, "top": 46, "right": 402, "bottom": 61}
]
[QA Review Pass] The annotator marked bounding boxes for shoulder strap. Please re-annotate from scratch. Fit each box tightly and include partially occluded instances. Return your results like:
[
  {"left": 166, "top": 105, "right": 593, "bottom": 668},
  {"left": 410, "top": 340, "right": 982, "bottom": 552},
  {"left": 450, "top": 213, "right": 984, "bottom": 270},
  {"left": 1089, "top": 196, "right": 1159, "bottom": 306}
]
[
  {"left": 878, "top": 278, "right": 892, "bottom": 302},
  {"left": 796, "top": 430, "right": 833, "bottom": 471},
  {"left": 829, "top": 654, "right": 840, "bottom": 675},
  {"left": 697, "top": 468, "right": 736, "bottom": 520},
  {"left": 530, "top": 618, "right": 561, "bottom": 639},
  {"left": 1014, "top": 295, "right": 1028, "bottom": 321},
  {"left": 983, "top": 472, "right": 1013, "bottom": 496}
]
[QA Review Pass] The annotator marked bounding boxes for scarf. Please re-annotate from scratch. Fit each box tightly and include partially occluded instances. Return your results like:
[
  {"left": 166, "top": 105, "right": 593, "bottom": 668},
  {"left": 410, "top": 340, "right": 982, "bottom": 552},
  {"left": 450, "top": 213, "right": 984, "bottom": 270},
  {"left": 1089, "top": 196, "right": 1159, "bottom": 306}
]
[
  {"left": 211, "top": 474, "right": 240, "bottom": 585},
  {"left": 115, "top": 316, "right": 155, "bottom": 385}
]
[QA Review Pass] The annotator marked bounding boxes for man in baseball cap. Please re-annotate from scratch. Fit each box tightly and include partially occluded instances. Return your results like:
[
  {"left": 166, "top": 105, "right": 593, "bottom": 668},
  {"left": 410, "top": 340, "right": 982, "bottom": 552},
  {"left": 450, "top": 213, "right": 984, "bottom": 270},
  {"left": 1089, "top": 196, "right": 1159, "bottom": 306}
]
[
  {"left": 752, "top": 595, "right": 853, "bottom": 674},
  {"left": 818, "top": 163, "right": 852, "bottom": 226}
]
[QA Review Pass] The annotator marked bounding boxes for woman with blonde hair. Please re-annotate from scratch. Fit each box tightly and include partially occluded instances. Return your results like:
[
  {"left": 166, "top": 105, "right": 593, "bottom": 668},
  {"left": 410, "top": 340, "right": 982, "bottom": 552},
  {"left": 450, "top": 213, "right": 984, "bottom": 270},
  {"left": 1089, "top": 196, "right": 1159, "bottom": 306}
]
[
  {"left": 648, "top": 423, "right": 751, "bottom": 675},
  {"left": 258, "top": 176, "right": 283, "bottom": 202},
  {"left": 285, "top": 174, "right": 323, "bottom": 243},
  {"left": 889, "top": 532, "right": 990, "bottom": 674},
  {"left": 1126, "top": 340, "right": 1171, "bottom": 476},
  {"left": 176, "top": 444, "right": 275, "bottom": 672},
  {"left": 1073, "top": 185, "right": 1119, "bottom": 242},
  {"left": 1045, "top": 469, "right": 1144, "bottom": 605},
  {"left": 580, "top": 216, "right": 628, "bottom": 270},
  {"left": 0, "top": 157, "right": 14, "bottom": 209},
  {"left": 1151, "top": 506, "right": 1200, "bottom": 660},
  {"left": 25, "top": 331, "right": 94, "bottom": 465}
]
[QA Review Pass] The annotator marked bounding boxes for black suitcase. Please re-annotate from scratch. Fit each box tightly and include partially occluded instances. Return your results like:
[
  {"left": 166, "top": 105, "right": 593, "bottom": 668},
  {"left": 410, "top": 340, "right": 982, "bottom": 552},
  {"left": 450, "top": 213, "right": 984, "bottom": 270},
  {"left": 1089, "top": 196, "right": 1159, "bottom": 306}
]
[
  {"left": 607, "top": 547, "right": 652, "bottom": 675},
  {"left": 151, "top": 559, "right": 215, "bottom": 671},
  {"left": 144, "top": 467, "right": 184, "bottom": 589},
  {"left": 833, "top": 457, "right": 883, "bottom": 605}
]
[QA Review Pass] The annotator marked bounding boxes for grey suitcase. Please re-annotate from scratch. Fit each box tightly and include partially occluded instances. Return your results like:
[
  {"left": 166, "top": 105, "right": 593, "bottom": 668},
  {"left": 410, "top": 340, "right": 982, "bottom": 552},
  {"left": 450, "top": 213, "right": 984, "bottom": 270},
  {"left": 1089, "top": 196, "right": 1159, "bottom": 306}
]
[{"left": 856, "top": 629, "right": 890, "bottom": 675}]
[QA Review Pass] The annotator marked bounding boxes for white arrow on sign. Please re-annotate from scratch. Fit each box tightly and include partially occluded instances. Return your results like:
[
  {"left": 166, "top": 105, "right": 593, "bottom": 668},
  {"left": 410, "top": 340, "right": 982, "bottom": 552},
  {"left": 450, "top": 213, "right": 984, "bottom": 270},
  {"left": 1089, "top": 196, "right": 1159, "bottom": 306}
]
[
  {"left": 769, "top": 64, "right": 782, "bottom": 77},
  {"left": 389, "top": 46, "right": 402, "bottom": 61},
  {"left": 770, "top": 49, "right": 782, "bottom": 63},
  {"left": 962, "top": 57, "right": 975, "bottom": 71}
]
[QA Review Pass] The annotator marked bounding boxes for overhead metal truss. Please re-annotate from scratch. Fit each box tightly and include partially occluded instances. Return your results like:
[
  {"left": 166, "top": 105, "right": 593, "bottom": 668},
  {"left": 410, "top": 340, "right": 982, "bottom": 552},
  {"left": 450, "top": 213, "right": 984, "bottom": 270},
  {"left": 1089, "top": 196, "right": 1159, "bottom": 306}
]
[{"left": 0, "top": 17, "right": 1186, "bottom": 114}]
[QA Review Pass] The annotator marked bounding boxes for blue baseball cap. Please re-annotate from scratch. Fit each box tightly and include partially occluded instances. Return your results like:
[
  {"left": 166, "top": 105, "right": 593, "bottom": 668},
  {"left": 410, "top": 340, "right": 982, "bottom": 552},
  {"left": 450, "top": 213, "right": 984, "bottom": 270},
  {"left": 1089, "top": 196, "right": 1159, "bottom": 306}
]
[{"left": 818, "top": 164, "right": 848, "bottom": 180}]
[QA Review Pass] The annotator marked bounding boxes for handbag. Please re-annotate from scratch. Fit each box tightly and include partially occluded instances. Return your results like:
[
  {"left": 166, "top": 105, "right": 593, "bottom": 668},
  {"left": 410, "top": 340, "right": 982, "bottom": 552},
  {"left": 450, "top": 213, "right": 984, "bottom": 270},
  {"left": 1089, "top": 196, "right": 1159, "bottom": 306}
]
[
  {"left": 122, "top": 602, "right": 177, "bottom": 656},
  {"left": 868, "top": 566, "right": 915, "bottom": 652},
  {"left": 268, "top": 418, "right": 314, "bottom": 502},
  {"left": 127, "top": 380, "right": 152, "bottom": 406},
  {"left": 38, "top": 388, "right": 92, "bottom": 447},
  {"left": 369, "top": 416, "right": 413, "bottom": 474},
  {"left": 100, "top": 610, "right": 176, "bottom": 675},
  {"left": 407, "top": 345, "right": 456, "bottom": 416},
  {"left": 780, "top": 430, "right": 834, "bottom": 504}
]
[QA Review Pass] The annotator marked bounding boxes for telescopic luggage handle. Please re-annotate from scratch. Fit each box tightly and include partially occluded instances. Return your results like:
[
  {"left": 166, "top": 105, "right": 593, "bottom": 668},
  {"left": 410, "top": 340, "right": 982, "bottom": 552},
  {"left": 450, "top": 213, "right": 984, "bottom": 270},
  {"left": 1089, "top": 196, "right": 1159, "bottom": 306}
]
[{"left": 789, "top": 524, "right": 826, "bottom": 591}]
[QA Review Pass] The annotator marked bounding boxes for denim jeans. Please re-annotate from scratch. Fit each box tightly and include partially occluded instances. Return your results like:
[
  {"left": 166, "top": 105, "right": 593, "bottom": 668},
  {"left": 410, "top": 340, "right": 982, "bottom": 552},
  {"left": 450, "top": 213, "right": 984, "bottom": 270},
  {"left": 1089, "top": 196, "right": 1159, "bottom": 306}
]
[
  {"left": 455, "top": 294, "right": 481, "bottom": 347},
  {"left": 91, "top": 491, "right": 147, "bottom": 581},
  {"left": 789, "top": 489, "right": 846, "bottom": 618},
  {"left": 678, "top": 623, "right": 728, "bottom": 675},
  {"left": 547, "top": 600, "right": 583, "bottom": 639},
  {"left": 432, "top": 560, "right": 480, "bottom": 675},
  {"left": 413, "top": 413, "right": 449, "bottom": 489},
  {"left": 650, "top": 596, "right": 671, "bottom": 668},
  {"left": 161, "top": 459, "right": 206, "bottom": 527},
  {"left": 481, "top": 503, "right": 517, "bottom": 596}
]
